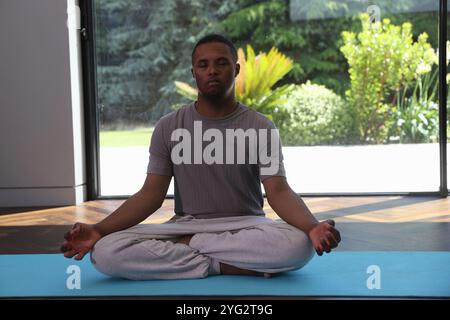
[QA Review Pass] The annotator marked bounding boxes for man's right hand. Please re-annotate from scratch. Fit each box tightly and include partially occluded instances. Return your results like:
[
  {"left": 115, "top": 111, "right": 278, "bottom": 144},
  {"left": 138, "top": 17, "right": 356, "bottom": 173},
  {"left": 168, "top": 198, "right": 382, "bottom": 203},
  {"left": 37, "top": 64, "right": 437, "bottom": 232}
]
[{"left": 61, "top": 223, "right": 102, "bottom": 260}]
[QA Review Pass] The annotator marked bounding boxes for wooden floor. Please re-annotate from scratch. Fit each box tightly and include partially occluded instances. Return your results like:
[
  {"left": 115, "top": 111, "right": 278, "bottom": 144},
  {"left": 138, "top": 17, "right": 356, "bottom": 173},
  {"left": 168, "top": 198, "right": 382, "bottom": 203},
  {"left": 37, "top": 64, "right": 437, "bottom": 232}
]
[{"left": 0, "top": 196, "right": 449, "bottom": 254}]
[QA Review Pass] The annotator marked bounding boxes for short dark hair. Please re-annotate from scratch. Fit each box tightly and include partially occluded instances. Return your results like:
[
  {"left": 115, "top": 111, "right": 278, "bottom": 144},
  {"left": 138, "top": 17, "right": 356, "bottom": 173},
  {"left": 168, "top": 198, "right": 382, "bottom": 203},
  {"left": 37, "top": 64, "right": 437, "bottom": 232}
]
[{"left": 191, "top": 33, "right": 238, "bottom": 64}]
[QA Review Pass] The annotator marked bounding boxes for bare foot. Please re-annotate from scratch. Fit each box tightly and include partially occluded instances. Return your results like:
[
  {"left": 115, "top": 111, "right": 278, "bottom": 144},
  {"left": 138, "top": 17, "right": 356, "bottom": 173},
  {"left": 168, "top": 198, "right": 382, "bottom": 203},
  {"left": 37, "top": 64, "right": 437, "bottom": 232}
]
[
  {"left": 175, "top": 235, "right": 273, "bottom": 278},
  {"left": 176, "top": 234, "right": 194, "bottom": 246},
  {"left": 220, "top": 262, "right": 273, "bottom": 278}
]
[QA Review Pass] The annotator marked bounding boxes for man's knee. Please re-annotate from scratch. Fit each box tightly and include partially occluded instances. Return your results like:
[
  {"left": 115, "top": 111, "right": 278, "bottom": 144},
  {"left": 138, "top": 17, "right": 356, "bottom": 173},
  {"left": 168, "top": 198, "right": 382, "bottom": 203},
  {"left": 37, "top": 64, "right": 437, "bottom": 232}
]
[
  {"left": 90, "top": 234, "right": 125, "bottom": 277},
  {"left": 90, "top": 234, "right": 212, "bottom": 280},
  {"left": 282, "top": 228, "right": 315, "bottom": 269},
  {"left": 91, "top": 233, "right": 154, "bottom": 279},
  {"left": 263, "top": 223, "right": 315, "bottom": 270}
]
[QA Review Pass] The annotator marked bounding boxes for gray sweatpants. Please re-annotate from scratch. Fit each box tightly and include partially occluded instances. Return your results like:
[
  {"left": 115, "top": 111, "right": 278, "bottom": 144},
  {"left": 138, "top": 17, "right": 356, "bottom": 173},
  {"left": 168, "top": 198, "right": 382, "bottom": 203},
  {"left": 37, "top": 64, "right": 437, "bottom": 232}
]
[{"left": 90, "top": 215, "right": 314, "bottom": 280}]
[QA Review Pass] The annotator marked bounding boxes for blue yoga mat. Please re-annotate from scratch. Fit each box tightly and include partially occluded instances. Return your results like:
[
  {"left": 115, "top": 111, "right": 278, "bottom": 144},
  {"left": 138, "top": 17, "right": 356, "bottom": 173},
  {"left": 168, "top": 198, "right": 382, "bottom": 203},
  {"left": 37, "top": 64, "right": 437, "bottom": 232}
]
[{"left": 0, "top": 252, "right": 449, "bottom": 298}]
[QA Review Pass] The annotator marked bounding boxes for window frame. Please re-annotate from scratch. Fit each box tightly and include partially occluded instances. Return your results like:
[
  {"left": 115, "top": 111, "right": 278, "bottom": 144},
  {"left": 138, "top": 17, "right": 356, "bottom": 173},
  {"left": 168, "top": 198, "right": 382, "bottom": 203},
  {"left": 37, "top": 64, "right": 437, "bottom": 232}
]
[{"left": 79, "top": 0, "right": 448, "bottom": 200}]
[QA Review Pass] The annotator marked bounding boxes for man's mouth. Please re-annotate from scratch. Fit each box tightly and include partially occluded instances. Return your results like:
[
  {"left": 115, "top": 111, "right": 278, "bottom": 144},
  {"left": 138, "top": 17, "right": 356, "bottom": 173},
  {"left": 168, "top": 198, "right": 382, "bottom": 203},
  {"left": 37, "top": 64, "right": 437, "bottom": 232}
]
[{"left": 207, "top": 80, "right": 220, "bottom": 86}]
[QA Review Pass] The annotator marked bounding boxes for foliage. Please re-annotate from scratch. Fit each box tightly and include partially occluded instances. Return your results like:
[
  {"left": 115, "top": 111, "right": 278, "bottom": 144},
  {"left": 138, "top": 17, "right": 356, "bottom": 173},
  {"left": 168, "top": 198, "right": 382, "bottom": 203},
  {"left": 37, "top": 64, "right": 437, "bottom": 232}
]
[
  {"left": 94, "top": 0, "right": 442, "bottom": 138},
  {"left": 394, "top": 71, "right": 439, "bottom": 143},
  {"left": 174, "top": 81, "right": 197, "bottom": 101},
  {"left": 220, "top": 0, "right": 355, "bottom": 95},
  {"left": 278, "top": 82, "right": 354, "bottom": 146},
  {"left": 220, "top": 0, "right": 441, "bottom": 106},
  {"left": 95, "top": 0, "right": 240, "bottom": 124},
  {"left": 392, "top": 40, "right": 450, "bottom": 143},
  {"left": 340, "top": 13, "right": 437, "bottom": 144},
  {"left": 235, "top": 45, "right": 295, "bottom": 119}
]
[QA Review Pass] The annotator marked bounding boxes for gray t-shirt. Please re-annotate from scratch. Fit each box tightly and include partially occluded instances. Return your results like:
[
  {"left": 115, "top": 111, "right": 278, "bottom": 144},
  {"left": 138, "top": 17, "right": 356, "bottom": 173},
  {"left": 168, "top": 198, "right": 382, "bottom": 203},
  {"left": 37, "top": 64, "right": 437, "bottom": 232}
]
[{"left": 147, "top": 101, "right": 286, "bottom": 218}]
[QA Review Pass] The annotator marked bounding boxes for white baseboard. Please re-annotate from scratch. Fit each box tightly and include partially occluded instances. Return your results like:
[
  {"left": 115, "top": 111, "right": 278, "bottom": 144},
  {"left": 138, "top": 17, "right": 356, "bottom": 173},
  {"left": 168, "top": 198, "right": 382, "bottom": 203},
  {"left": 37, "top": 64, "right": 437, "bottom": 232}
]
[{"left": 0, "top": 185, "right": 87, "bottom": 208}]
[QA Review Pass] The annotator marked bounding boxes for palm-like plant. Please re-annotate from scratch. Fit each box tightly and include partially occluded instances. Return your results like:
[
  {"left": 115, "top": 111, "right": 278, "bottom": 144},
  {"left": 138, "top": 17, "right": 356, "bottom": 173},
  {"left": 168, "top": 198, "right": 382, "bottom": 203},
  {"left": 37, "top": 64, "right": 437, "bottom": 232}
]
[{"left": 175, "top": 44, "right": 295, "bottom": 121}]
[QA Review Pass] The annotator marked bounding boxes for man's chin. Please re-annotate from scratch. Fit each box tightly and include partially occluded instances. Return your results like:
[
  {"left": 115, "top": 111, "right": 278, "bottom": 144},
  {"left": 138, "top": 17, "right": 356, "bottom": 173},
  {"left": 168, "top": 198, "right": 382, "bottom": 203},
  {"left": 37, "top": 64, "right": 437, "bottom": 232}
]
[{"left": 201, "top": 91, "right": 226, "bottom": 101}]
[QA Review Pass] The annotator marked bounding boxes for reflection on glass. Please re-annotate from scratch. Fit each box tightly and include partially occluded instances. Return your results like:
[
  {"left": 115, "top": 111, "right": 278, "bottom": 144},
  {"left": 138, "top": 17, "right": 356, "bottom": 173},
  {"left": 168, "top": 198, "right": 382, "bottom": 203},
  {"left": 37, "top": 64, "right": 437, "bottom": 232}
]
[{"left": 94, "top": 0, "right": 441, "bottom": 196}]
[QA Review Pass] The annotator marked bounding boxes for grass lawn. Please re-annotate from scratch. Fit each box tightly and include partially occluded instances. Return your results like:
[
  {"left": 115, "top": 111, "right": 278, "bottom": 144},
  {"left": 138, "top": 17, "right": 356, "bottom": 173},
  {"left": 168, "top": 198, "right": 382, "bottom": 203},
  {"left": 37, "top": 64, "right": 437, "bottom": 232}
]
[{"left": 99, "top": 127, "right": 154, "bottom": 147}]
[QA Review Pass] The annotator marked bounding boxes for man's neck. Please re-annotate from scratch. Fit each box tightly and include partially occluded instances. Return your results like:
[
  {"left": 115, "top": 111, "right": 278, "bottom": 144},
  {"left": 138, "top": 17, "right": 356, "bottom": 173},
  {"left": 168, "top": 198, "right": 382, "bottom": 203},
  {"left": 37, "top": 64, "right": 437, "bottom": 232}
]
[{"left": 195, "top": 95, "right": 238, "bottom": 118}]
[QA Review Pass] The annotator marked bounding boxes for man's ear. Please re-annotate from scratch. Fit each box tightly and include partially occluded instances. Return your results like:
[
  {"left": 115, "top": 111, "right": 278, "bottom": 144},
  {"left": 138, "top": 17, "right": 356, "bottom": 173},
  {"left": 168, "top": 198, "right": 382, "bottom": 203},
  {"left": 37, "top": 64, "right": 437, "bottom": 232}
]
[{"left": 235, "top": 63, "right": 240, "bottom": 77}]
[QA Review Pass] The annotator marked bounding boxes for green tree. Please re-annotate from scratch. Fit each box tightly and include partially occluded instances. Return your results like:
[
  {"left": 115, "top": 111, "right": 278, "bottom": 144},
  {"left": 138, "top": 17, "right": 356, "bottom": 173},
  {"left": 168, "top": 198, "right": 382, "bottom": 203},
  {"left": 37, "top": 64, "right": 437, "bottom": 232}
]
[{"left": 95, "top": 0, "right": 241, "bottom": 126}]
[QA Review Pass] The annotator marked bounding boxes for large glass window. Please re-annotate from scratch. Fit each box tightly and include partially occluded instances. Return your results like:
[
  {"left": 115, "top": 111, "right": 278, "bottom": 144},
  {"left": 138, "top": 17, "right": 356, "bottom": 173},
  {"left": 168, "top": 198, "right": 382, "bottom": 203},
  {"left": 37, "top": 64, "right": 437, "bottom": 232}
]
[{"left": 93, "top": 0, "right": 443, "bottom": 196}]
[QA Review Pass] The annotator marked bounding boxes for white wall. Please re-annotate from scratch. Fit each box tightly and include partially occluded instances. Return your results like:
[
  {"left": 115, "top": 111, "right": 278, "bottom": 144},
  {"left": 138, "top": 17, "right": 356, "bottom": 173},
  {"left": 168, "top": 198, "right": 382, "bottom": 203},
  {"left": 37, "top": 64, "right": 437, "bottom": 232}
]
[{"left": 0, "top": 0, "right": 86, "bottom": 207}]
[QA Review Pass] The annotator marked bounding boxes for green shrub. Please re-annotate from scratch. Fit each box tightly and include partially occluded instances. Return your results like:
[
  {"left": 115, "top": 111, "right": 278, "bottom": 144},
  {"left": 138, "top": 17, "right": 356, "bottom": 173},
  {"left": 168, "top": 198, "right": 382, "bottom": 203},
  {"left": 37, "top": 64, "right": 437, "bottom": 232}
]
[
  {"left": 278, "top": 82, "right": 354, "bottom": 146},
  {"left": 391, "top": 66, "right": 439, "bottom": 143},
  {"left": 340, "top": 13, "right": 436, "bottom": 144},
  {"left": 395, "top": 100, "right": 439, "bottom": 143}
]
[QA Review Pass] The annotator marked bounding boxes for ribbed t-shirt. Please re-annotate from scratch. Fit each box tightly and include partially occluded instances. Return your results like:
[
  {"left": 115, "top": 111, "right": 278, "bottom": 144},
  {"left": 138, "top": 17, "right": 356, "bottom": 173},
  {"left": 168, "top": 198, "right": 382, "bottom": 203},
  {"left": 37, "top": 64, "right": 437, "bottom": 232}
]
[{"left": 147, "top": 101, "right": 286, "bottom": 218}]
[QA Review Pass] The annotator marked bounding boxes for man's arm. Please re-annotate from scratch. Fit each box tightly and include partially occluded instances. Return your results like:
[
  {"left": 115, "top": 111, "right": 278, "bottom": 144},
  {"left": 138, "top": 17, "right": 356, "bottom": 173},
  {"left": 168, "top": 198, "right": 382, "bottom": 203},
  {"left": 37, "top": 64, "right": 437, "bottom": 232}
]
[
  {"left": 94, "top": 174, "right": 172, "bottom": 237},
  {"left": 263, "top": 176, "right": 341, "bottom": 255},
  {"left": 263, "top": 176, "right": 318, "bottom": 233}
]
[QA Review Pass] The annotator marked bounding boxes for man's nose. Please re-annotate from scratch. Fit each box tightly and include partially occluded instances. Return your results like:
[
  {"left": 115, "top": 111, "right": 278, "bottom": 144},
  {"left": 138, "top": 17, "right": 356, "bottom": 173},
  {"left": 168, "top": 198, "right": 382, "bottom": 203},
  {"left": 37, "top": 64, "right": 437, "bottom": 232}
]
[{"left": 207, "top": 65, "right": 219, "bottom": 75}]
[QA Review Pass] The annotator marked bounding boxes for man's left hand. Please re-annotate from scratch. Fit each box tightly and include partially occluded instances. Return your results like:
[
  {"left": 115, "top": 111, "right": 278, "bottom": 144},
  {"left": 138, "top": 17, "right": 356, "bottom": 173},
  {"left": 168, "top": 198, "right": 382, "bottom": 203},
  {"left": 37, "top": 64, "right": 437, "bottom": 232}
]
[{"left": 308, "top": 219, "right": 341, "bottom": 256}]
